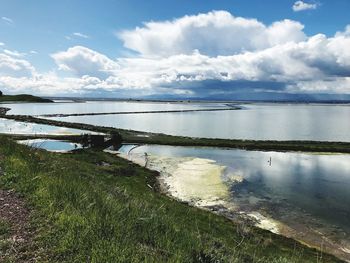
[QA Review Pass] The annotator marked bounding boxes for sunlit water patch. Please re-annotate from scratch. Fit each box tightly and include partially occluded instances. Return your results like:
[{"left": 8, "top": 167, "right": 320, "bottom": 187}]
[
  {"left": 0, "top": 118, "right": 96, "bottom": 135},
  {"left": 117, "top": 144, "right": 350, "bottom": 260},
  {"left": 17, "top": 139, "right": 82, "bottom": 152}
]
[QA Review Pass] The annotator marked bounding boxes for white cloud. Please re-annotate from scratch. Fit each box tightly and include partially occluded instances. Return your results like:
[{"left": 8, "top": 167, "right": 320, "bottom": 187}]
[
  {"left": 292, "top": 1, "right": 318, "bottom": 12},
  {"left": 1, "top": 11, "right": 350, "bottom": 98},
  {"left": 73, "top": 32, "right": 90, "bottom": 39},
  {"left": 51, "top": 46, "right": 119, "bottom": 79},
  {"left": 1, "top": 16, "right": 13, "bottom": 24},
  {"left": 47, "top": 34, "right": 350, "bottom": 95},
  {"left": 119, "top": 11, "right": 306, "bottom": 57},
  {"left": 0, "top": 42, "right": 5, "bottom": 46},
  {"left": 287, "top": 78, "right": 350, "bottom": 94},
  {"left": 335, "top": 25, "right": 350, "bottom": 37},
  {"left": 3, "top": 49, "right": 26, "bottom": 58},
  {"left": 0, "top": 53, "right": 35, "bottom": 77}
]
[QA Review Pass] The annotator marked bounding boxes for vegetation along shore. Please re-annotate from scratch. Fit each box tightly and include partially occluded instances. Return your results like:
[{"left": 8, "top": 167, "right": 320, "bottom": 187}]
[
  {"left": 0, "top": 93, "right": 53, "bottom": 103},
  {"left": 0, "top": 135, "right": 343, "bottom": 262}
]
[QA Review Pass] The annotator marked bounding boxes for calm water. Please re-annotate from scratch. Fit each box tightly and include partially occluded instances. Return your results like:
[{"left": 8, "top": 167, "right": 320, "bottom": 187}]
[
  {"left": 48, "top": 103, "right": 350, "bottom": 141},
  {"left": 0, "top": 118, "right": 97, "bottom": 135},
  {"left": 120, "top": 144, "right": 350, "bottom": 234},
  {"left": 2, "top": 101, "right": 222, "bottom": 115},
  {"left": 17, "top": 139, "right": 82, "bottom": 152}
]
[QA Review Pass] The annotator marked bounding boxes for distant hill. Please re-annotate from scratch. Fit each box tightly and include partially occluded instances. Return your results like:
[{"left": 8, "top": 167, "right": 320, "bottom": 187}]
[{"left": 0, "top": 94, "right": 53, "bottom": 103}]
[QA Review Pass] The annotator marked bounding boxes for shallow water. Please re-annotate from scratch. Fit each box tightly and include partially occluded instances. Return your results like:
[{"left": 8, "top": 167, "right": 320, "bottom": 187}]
[
  {"left": 2, "top": 101, "right": 222, "bottom": 115},
  {"left": 119, "top": 144, "right": 350, "bottom": 256},
  {"left": 48, "top": 103, "right": 350, "bottom": 141},
  {"left": 0, "top": 118, "right": 95, "bottom": 135},
  {"left": 17, "top": 139, "right": 82, "bottom": 152}
]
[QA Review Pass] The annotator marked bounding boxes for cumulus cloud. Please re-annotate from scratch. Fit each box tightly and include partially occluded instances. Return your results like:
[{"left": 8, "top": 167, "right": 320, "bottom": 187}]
[
  {"left": 119, "top": 11, "right": 306, "bottom": 57},
  {"left": 51, "top": 46, "right": 119, "bottom": 79},
  {"left": 1, "top": 11, "right": 350, "bottom": 98},
  {"left": 292, "top": 1, "right": 318, "bottom": 12},
  {"left": 47, "top": 35, "right": 350, "bottom": 95},
  {"left": 0, "top": 53, "right": 35, "bottom": 77},
  {"left": 0, "top": 42, "right": 5, "bottom": 46}
]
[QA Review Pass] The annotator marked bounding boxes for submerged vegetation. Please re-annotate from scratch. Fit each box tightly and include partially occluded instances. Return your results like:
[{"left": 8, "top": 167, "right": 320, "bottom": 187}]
[{"left": 0, "top": 135, "right": 342, "bottom": 262}]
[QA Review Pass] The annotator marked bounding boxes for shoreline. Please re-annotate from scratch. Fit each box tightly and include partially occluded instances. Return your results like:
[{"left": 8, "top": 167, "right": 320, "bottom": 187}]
[
  {"left": 2, "top": 105, "right": 350, "bottom": 261},
  {"left": 0, "top": 134, "right": 345, "bottom": 262},
  {"left": 117, "top": 149, "right": 350, "bottom": 262}
]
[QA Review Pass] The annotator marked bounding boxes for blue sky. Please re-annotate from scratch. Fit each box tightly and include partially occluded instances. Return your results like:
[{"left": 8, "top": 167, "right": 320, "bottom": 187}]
[{"left": 1, "top": 0, "right": 350, "bottom": 99}]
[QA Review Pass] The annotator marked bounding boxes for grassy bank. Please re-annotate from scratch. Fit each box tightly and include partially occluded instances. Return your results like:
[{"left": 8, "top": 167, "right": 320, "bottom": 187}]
[
  {"left": 0, "top": 135, "right": 342, "bottom": 262},
  {"left": 3, "top": 114, "right": 350, "bottom": 153},
  {"left": 0, "top": 94, "right": 53, "bottom": 103}
]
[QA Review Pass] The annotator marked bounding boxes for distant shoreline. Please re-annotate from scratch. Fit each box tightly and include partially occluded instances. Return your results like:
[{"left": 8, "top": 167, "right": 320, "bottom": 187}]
[
  {"left": 0, "top": 94, "right": 53, "bottom": 103},
  {"left": 46, "top": 97, "right": 350, "bottom": 105}
]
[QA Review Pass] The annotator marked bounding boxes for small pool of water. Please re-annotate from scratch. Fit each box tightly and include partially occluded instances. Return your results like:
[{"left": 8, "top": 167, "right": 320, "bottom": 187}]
[
  {"left": 17, "top": 139, "right": 82, "bottom": 152},
  {"left": 0, "top": 118, "right": 98, "bottom": 135}
]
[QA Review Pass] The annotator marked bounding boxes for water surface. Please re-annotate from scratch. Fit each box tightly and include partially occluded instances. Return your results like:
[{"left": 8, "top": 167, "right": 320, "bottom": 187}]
[
  {"left": 119, "top": 145, "right": 350, "bottom": 245},
  {"left": 3, "top": 101, "right": 223, "bottom": 115},
  {"left": 0, "top": 118, "right": 95, "bottom": 135},
  {"left": 50, "top": 104, "right": 350, "bottom": 141},
  {"left": 17, "top": 139, "right": 82, "bottom": 152}
]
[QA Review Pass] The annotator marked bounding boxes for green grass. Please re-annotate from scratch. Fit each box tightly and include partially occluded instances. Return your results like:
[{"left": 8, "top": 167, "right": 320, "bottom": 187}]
[
  {"left": 0, "top": 219, "right": 10, "bottom": 237},
  {"left": 0, "top": 94, "right": 52, "bottom": 103},
  {"left": 0, "top": 219, "right": 11, "bottom": 259},
  {"left": 0, "top": 135, "right": 342, "bottom": 262}
]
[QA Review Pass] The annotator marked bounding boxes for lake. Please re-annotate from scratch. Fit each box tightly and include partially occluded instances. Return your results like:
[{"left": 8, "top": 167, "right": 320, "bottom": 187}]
[
  {"left": 3, "top": 100, "right": 350, "bottom": 259},
  {"left": 39, "top": 102, "right": 350, "bottom": 141},
  {"left": 2, "top": 101, "right": 224, "bottom": 115}
]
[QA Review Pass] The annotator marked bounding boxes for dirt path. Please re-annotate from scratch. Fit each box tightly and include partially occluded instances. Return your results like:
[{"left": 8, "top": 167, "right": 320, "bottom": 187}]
[{"left": 0, "top": 188, "right": 35, "bottom": 262}]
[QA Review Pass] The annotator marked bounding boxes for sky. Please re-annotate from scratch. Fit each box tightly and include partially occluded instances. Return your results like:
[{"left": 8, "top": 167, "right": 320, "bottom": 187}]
[{"left": 1, "top": 0, "right": 350, "bottom": 100}]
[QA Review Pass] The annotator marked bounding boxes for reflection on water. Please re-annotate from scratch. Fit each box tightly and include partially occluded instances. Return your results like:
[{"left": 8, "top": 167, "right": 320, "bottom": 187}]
[
  {"left": 0, "top": 118, "right": 94, "bottom": 135},
  {"left": 3, "top": 101, "right": 221, "bottom": 115},
  {"left": 17, "top": 139, "right": 82, "bottom": 152},
  {"left": 121, "top": 144, "right": 350, "bottom": 231},
  {"left": 119, "top": 144, "right": 350, "bottom": 258},
  {"left": 49, "top": 104, "right": 350, "bottom": 141}
]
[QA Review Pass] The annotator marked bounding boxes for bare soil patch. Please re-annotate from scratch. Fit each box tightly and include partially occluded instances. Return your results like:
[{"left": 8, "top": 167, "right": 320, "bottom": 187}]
[{"left": 0, "top": 188, "right": 35, "bottom": 262}]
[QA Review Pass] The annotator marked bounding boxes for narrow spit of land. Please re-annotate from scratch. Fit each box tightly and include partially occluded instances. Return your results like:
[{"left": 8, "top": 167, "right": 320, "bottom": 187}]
[
  {"left": 2, "top": 114, "right": 350, "bottom": 153},
  {"left": 0, "top": 135, "right": 342, "bottom": 262},
  {"left": 37, "top": 106, "right": 240, "bottom": 118}
]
